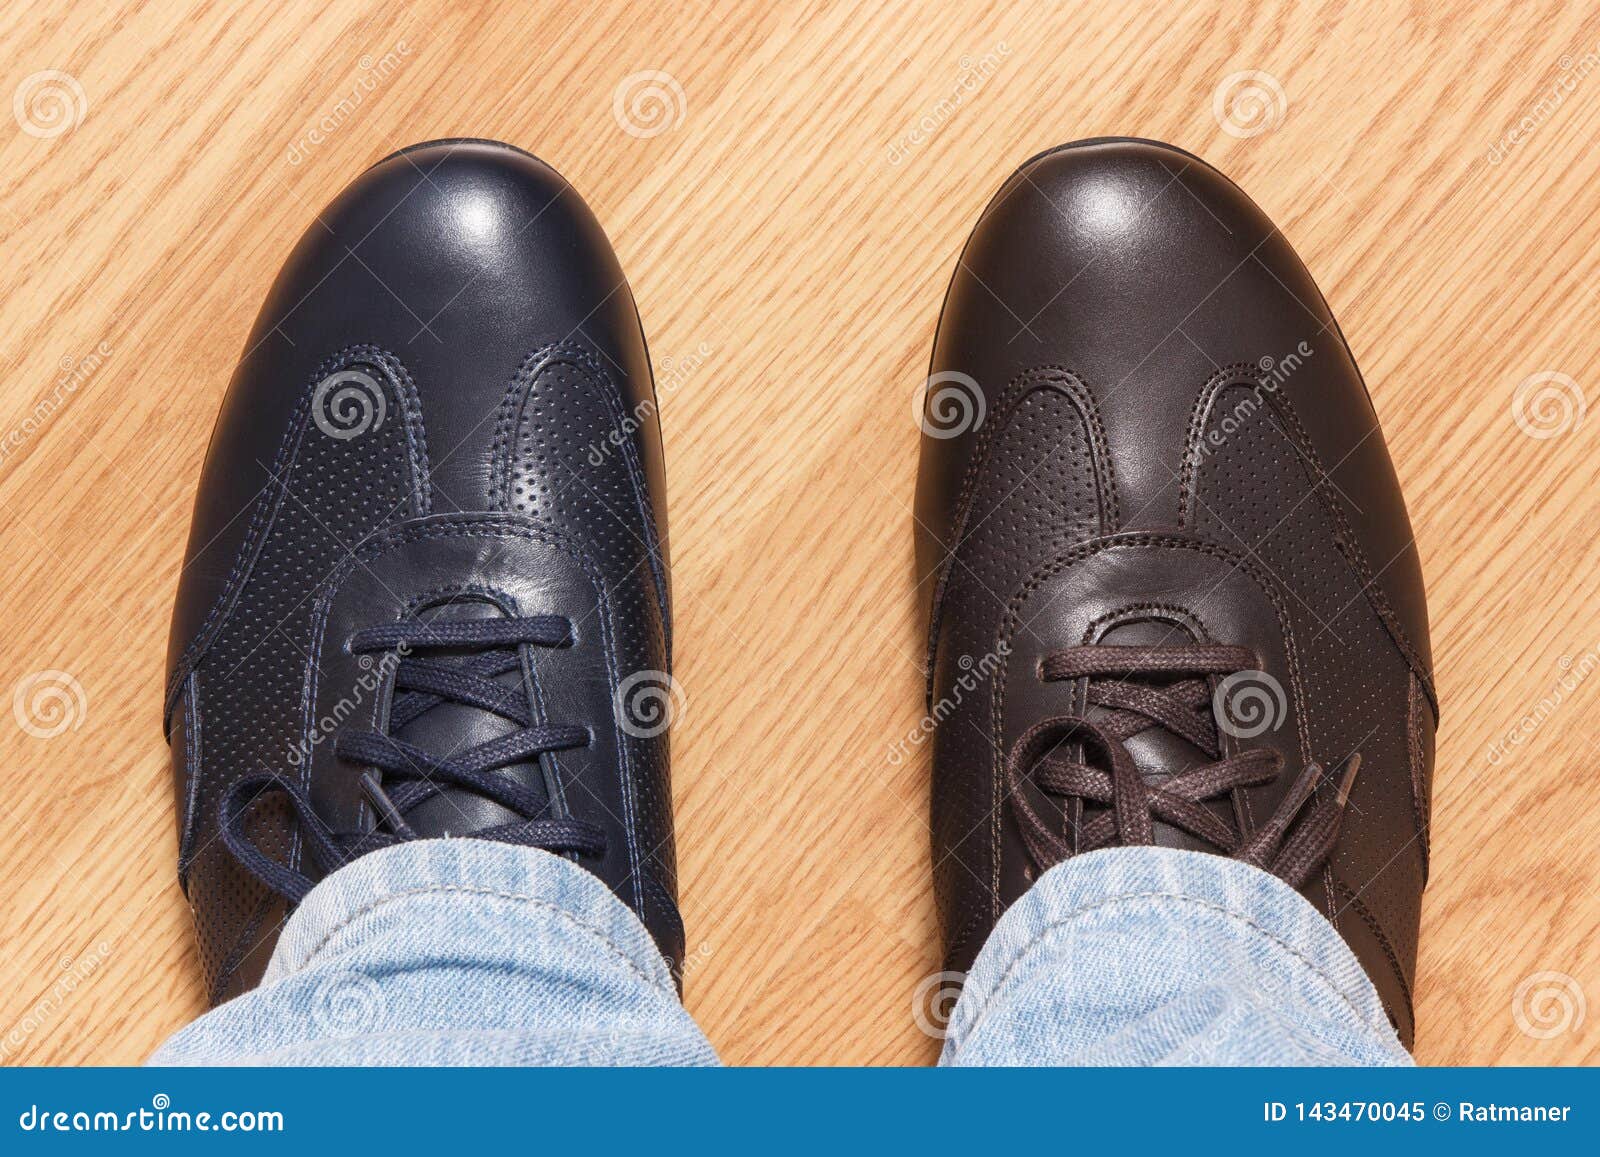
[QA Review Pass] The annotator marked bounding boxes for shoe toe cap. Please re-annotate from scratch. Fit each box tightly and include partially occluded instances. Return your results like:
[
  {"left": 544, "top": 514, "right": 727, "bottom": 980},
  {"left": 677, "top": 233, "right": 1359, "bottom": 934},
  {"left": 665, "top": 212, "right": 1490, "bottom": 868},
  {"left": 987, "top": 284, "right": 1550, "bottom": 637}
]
[
  {"left": 938, "top": 138, "right": 1332, "bottom": 380},
  {"left": 260, "top": 139, "right": 636, "bottom": 357},
  {"left": 919, "top": 137, "right": 1429, "bottom": 673},
  {"left": 168, "top": 140, "right": 659, "bottom": 684}
]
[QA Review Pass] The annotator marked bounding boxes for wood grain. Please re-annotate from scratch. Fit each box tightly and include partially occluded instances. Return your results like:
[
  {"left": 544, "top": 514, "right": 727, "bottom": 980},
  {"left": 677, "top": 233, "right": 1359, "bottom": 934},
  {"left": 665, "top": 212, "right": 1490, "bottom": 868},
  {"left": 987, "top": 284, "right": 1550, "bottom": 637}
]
[{"left": 1, "top": 0, "right": 1598, "bottom": 1065}]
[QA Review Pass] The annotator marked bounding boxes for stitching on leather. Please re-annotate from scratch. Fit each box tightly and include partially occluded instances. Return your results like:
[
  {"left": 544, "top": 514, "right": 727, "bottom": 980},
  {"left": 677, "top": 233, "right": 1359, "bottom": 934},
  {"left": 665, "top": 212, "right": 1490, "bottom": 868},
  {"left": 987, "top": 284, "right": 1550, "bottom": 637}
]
[
  {"left": 1176, "top": 362, "right": 1259, "bottom": 522},
  {"left": 364, "top": 348, "right": 432, "bottom": 520},
  {"left": 291, "top": 884, "right": 672, "bottom": 995},
  {"left": 1018, "top": 365, "right": 1121, "bottom": 528},
  {"left": 1081, "top": 602, "right": 1215, "bottom": 644},
  {"left": 486, "top": 341, "right": 671, "bottom": 658},
  {"left": 1178, "top": 367, "right": 1436, "bottom": 715},
  {"left": 211, "top": 891, "right": 280, "bottom": 1006},
  {"left": 1407, "top": 674, "right": 1430, "bottom": 880},
  {"left": 1328, "top": 873, "right": 1414, "bottom": 1026},
  {"left": 1321, "top": 864, "right": 1339, "bottom": 924},
  {"left": 1265, "top": 390, "right": 1437, "bottom": 716},
  {"left": 924, "top": 366, "right": 1117, "bottom": 697},
  {"left": 946, "top": 909, "right": 993, "bottom": 975},
  {"left": 296, "top": 513, "right": 650, "bottom": 918},
  {"left": 950, "top": 890, "right": 1394, "bottom": 1044},
  {"left": 400, "top": 582, "right": 520, "bottom": 617},
  {"left": 176, "top": 671, "right": 202, "bottom": 881},
  {"left": 164, "top": 345, "right": 432, "bottom": 723},
  {"left": 989, "top": 534, "right": 1316, "bottom": 922}
]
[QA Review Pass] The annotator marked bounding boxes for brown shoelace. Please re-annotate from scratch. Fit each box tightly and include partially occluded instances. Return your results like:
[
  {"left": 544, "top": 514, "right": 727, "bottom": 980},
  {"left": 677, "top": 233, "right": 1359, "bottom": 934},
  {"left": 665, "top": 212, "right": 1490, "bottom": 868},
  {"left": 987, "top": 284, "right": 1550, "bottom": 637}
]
[{"left": 1004, "top": 643, "right": 1358, "bottom": 888}]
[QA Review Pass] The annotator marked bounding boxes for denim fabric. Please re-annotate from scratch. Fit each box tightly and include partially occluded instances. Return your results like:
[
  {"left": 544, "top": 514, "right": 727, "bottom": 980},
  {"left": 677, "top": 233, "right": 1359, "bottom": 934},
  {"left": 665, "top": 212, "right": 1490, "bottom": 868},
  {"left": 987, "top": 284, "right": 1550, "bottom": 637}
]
[
  {"left": 152, "top": 839, "right": 718, "bottom": 1065},
  {"left": 152, "top": 840, "right": 1408, "bottom": 1066},
  {"left": 940, "top": 847, "right": 1412, "bottom": 1066}
]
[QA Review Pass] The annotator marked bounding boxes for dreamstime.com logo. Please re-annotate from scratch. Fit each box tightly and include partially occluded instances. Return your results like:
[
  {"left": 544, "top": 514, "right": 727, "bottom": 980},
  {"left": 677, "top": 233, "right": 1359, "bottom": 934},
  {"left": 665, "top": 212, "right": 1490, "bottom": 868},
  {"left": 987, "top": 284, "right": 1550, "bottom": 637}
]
[
  {"left": 679, "top": 939, "right": 715, "bottom": 980},
  {"left": 912, "top": 970, "right": 967, "bottom": 1040},
  {"left": 312, "top": 368, "right": 387, "bottom": 440},
  {"left": 286, "top": 40, "right": 411, "bottom": 165},
  {"left": 309, "top": 969, "right": 387, "bottom": 1038},
  {"left": 13, "top": 70, "right": 87, "bottom": 138},
  {"left": 0, "top": 341, "right": 113, "bottom": 471},
  {"left": 886, "top": 42, "right": 1012, "bottom": 164},
  {"left": 17, "top": 1095, "right": 283, "bottom": 1134},
  {"left": 1484, "top": 646, "right": 1600, "bottom": 766},
  {"left": 1212, "top": 70, "right": 1287, "bottom": 138},
  {"left": 613, "top": 669, "right": 686, "bottom": 739},
  {"left": 12, "top": 670, "right": 88, "bottom": 740},
  {"left": 1212, "top": 670, "right": 1287, "bottom": 739},
  {"left": 613, "top": 70, "right": 687, "bottom": 138},
  {"left": 1510, "top": 370, "right": 1585, "bottom": 440},
  {"left": 1195, "top": 343, "right": 1315, "bottom": 459},
  {"left": 285, "top": 645, "right": 407, "bottom": 767},
  {"left": 914, "top": 371, "right": 985, "bottom": 439},
  {"left": 887, "top": 645, "right": 1010, "bottom": 766},
  {"left": 587, "top": 342, "right": 712, "bottom": 467},
  {"left": 0, "top": 941, "right": 112, "bottom": 1061},
  {"left": 1488, "top": 45, "right": 1600, "bottom": 165},
  {"left": 1512, "top": 970, "right": 1586, "bottom": 1040}
]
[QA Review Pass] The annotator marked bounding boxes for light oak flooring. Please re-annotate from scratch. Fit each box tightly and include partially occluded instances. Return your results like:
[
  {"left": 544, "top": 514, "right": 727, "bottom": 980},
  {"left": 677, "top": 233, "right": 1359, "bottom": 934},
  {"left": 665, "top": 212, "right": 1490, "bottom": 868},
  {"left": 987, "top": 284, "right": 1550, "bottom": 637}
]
[{"left": 1, "top": 0, "right": 1598, "bottom": 1063}]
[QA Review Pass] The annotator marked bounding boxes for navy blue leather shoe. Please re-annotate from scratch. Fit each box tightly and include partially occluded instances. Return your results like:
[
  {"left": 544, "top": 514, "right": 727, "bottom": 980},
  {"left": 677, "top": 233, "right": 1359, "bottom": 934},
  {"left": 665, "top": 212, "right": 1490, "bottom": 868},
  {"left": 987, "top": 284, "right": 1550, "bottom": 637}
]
[{"left": 165, "top": 139, "right": 682, "bottom": 1004}]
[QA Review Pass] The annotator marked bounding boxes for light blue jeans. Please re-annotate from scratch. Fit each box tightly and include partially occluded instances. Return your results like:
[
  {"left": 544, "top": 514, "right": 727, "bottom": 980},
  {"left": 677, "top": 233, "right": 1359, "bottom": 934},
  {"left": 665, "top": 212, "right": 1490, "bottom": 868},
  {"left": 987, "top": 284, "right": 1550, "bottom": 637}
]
[{"left": 151, "top": 840, "right": 1410, "bottom": 1066}]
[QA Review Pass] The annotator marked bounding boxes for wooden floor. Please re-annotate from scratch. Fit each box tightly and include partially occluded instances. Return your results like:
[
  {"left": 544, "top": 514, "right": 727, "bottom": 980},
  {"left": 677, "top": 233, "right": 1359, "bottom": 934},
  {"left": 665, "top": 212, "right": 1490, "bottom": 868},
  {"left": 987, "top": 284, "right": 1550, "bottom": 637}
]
[{"left": 2, "top": 0, "right": 1599, "bottom": 1065}]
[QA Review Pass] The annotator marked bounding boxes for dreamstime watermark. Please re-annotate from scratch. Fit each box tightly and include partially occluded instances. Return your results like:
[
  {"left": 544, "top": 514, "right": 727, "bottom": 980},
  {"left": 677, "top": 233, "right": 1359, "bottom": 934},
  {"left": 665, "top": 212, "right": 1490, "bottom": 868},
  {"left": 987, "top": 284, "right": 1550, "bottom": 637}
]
[
  {"left": 1488, "top": 46, "right": 1600, "bottom": 166},
  {"left": 613, "top": 70, "right": 686, "bottom": 138},
  {"left": 912, "top": 970, "right": 966, "bottom": 1039},
  {"left": 679, "top": 939, "right": 715, "bottom": 980},
  {"left": 614, "top": 669, "right": 686, "bottom": 739},
  {"left": 0, "top": 341, "right": 112, "bottom": 470},
  {"left": 1484, "top": 645, "right": 1600, "bottom": 766},
  {"left": 285, "top": 645, "right": 407, "bottom": 767},
  {"left": 0, "top": 941, "right": 112, "bottom": 1061},
  {"left": 17, "top": 1094, "right": 283, "bottom": 1134},
  {"left": 312, "top": 368, "right": 388, "bottom": 440},
  {"left": 1510, "top": 370, "right": 1585, "bottom": 440},
  {"left": 1195, "top": 343, "right": 1315, "bottom": 458},
  {"left": 308, "top": 969, "right": 387, "bottom": 1038},
  {"left": 286, "top": 41, "right": 411, "bottom": 165},
  {"left": 586, "top": 342, "right": 711, "bottom": 467},
  {"left": 914, "top": 371, "right": 985, "bottom": 439},
  {"left": 1212, "top": 670, "right": 1287, "bottom": 739},
  {"left": 13, "top": 670, "right": 88, "bottom": 740},
  {"left": 13, "top": 70, "right": 87, "bottom": 138},
  {"left": 1212, "top": 70, "right": 1288, "bottom": 138},
  {"left": 887, "top": 644, "right": 1010, "bottom": 766},
  {"left": 1512, "top": 970, "right": 1586, "bottom": 1040},
  {"left": 886, "top": 42, "right": 1011, "bottom": 165}
]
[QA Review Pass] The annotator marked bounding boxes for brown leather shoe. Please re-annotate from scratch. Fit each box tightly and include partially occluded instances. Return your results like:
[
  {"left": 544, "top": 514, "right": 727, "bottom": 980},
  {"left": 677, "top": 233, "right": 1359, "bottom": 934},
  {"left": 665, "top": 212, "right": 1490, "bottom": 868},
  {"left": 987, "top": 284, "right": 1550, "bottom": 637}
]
[{"left": 915, "top": 138, "right": 1435, "bottom": 1046}]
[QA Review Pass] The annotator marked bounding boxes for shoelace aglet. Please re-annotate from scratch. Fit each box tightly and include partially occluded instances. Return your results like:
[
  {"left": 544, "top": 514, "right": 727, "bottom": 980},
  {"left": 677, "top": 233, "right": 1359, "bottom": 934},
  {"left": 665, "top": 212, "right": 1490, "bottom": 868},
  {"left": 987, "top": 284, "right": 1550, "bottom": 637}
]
[
  {"left": 360, "top": 771, "right": 418, "bottom": 839},
  {"left": 1333, "top": 751, "right": 1362, "bottom": 807}
]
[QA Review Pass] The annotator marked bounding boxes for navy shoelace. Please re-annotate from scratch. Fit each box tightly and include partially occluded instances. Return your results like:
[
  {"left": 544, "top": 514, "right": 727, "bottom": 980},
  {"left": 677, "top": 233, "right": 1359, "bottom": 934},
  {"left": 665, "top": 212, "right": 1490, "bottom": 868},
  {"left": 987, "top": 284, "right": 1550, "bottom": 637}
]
[
  {"left": 221, "top": 614, "right": 605, "bottom": 903},
  {"left": 1005, "top": 643, "right": 1358, "bottom": 889}
]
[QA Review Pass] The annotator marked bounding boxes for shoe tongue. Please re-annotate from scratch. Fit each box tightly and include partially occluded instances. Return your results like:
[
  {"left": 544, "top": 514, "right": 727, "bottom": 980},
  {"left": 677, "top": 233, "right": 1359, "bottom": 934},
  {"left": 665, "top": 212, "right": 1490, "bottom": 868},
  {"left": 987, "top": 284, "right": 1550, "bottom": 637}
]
[
  {"left": 388, "top": 599, "right": 547, "bottom": 838},
  {"left": 1089, "top": 620, "right": 1221, "bottom": 851}
]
